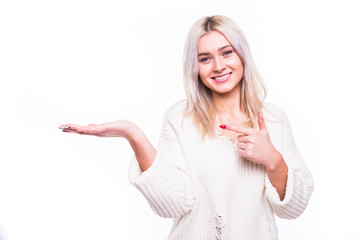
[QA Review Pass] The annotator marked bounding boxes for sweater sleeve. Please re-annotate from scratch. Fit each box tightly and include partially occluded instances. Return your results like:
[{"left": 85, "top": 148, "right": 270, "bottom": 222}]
[
  {"left": 128, "top": 111, "right": 196, "bottom": 218},
  {"left": 265, "top": 109, "right": 314, "bottom": 219}
]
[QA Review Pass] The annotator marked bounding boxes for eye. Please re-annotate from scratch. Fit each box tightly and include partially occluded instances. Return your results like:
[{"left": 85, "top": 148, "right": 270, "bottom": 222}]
[
  {"left": 224, "top": 50, "right": 233, "bottom": 56},
  {"left": 200, "top": 57, "right": 210, "bottom": 63}
]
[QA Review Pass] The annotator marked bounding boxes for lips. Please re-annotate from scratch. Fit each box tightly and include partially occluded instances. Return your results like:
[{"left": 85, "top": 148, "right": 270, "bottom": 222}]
[{"left": 211, "top": 72, "right": 232, "bottom": 83}]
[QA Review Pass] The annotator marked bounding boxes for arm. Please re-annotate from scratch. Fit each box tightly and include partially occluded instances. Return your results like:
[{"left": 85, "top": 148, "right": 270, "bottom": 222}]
[
  {"left": 221, "top": 112, "right": 289, "bottom": 200},
  {"left": 59, "top": 115, "right": 196, "bottom": 218},
  {"left": 126, "top": 124, "right": 156, "bottom": 172},
  {"left": 266, "top": 153, "right": 288, "bottom": 201},
  {"left": 128, "top": 116, "right": 196, "bottom": 218},
  {"left": 59, "top": 120, "right": 157, "bottom": 172},
  {"left": 264, "top": 110, "right": 314, "bottom": 219},
  {"left": 220, "top": 108, "right": 313, "bottom": 219}
]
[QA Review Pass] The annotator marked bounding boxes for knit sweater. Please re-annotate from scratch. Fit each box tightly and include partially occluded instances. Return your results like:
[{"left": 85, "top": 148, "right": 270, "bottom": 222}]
[{"left": 128, "top": 100, "right": 314, "bottom": 240}]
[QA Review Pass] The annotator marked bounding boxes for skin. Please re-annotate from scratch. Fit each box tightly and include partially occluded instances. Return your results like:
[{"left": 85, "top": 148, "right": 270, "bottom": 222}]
[
  {"left": 58, "top": 121, "right": 156, "bottom": 172},
  {"left": 221, "top": 115, "right": 288, "bottom": 200},
  {"left": 198, "top": 31, "right": 288, "bottom": 200},
  {"left": 197, "top": 31, "right": 244, "bottom": 101},
  {"left": 59, "top": 30, "right": 288, "bottom": 201}
]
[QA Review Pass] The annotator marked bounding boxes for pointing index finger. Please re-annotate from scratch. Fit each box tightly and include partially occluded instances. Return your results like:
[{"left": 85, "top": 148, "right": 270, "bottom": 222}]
[{"left": 219, "top": 124, "right": 255, "bottom": 135}]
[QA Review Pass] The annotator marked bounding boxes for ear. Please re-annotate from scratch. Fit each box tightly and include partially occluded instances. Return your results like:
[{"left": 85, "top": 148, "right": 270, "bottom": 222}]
[{"left": 258, "top": 112, "right": 266, "bottom": 131}]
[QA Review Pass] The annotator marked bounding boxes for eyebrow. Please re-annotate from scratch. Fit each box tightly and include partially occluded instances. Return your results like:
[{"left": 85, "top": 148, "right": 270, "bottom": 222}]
[{"left": 198, "top": 45, "right": 233, "bottom": 57}]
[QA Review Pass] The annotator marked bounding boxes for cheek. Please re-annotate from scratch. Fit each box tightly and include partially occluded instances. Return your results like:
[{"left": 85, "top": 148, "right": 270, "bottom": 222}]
[
  {"left": 198, "top": 67, "right": 212, "bottom": 88},
  {"left": 229, "top": 58, "right": 242, "bottom": 68},
  {"left": 235, "top": 60, "right": 244, "bottom": 72},
  {"left": 198, "top": 65, "right": 209, "bottom": 80}
]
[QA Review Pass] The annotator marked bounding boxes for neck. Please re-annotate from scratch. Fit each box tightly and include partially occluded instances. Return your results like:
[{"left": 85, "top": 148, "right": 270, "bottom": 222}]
[{"left": 211, "top": 87, "right": 242, "bottom": 114}]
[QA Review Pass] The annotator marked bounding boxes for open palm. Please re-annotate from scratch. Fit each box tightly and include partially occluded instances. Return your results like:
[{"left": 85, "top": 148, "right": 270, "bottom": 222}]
[{"left": 59, "top": 120, "right": 135, "bottom": 139}]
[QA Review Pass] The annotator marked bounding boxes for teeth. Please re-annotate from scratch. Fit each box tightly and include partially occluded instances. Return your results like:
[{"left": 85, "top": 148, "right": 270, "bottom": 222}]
[{"left": 215, "top": 73, "right": 230, "bottom": 80}]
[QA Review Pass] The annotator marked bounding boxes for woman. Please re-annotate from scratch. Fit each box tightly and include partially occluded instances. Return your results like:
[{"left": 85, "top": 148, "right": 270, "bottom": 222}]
[{"left": 59, "top": 15, "right": 314, "bottom": 240}]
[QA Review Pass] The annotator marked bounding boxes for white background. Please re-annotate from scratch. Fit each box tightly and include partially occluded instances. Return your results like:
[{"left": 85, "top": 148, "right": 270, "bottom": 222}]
[{"left": 1, "top": 0, "right": 359, "bottom": 239}]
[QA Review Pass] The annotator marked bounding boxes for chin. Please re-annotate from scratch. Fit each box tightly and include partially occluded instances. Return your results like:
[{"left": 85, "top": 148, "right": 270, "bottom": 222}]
[{"left": 211, "top": 87, "right": 235, "bottom": 94}]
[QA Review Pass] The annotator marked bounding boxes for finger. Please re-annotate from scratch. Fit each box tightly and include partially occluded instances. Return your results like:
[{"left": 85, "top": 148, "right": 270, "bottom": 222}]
[
  {"left": 236, "top": 141, "right": 247, "bottom": 150},
  {"left": 236, "top": 134, "right": 252, "bottom": 143},
  {"left": 219, "top": 124, "right": 255, "bottom": 135},
  {"left": 59, "top": 123, "right": 103, "bottom": 135},
  {"left": 237, "top": 148, "right": 248, "bottom": 158},
  {"left": 230, "top": 135, "right": 249, "bottom": 144},
  {"left": 58, "top": 124, "right": 72, "bottom": 129},
  {"left": 65, "top": 124, "right": 99, "bottom": 133},
  {"left": 58, "top": 124, "right": 81, "bottom": 131},
  {"left": 59, "top": 123, "right": 94, "bottom": 129},
  {"left": 64, "top": 128, "right": 101, "bottom": 136},
  {"left": 258, "top": 112, "right": 267, "bottom": 131},
  {"left": 62, "top": 129, "right": 81, "bottom": 134}
]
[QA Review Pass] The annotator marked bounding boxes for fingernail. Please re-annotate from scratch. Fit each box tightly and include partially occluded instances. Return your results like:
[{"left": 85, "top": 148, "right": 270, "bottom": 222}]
[{"left": 219, "top": 125, "right": 226, "bottom": 129}]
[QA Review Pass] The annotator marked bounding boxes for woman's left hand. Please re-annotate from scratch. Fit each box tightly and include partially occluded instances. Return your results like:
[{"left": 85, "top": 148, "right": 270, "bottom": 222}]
[
  {"left": 220, "top": 112, "right": 283, "bottom": 169},
  {"left": 221, "top": 112, "right": 288, "bottom": 199}
]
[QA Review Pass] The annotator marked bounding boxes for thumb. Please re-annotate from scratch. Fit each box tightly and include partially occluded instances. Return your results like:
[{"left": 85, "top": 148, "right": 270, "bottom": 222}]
[{"left": 258, "top": 112, "right": 266, "bottom": 130}]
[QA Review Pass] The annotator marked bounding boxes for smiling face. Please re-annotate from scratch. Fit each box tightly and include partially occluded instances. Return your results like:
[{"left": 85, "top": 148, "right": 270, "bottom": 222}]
[{"left": 197, "top": 31, "right": 244, "bottom": 96}]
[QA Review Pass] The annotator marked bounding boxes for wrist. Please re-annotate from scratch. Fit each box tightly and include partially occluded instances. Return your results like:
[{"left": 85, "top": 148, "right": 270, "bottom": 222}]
[
  {"left": 266, "top": 150, "right": 286, "bottom": 173},
  {"left": 265, "top": 150, "right": 288, "bottom": 200},
  {"left": 124, "top": 122, "right": 142, "bottom": 142}
]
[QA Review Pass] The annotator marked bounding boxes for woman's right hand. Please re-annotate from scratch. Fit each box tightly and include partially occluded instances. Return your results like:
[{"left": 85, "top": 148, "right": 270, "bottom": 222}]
[
  {"left": 58, "top": 120, "right": 137, "bottom": 140},
  {"left": 59, "top": 120, "right": 156, "bottom": 171}
]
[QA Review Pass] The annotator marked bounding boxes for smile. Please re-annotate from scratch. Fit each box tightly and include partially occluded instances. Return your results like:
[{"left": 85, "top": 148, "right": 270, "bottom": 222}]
[{"left": 212, "top": 73, "right": 232, "bottom": 83}]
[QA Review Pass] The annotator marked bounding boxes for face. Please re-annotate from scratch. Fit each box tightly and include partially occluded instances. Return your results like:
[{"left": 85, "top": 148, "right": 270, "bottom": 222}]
[{"left": 197, "top": 31, "right": 244, "bottom": 95}]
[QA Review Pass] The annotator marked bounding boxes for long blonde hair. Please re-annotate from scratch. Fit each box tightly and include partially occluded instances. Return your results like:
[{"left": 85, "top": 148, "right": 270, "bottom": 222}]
[{"left": 183, "top": 15, "right": 267, "bottom": 139}]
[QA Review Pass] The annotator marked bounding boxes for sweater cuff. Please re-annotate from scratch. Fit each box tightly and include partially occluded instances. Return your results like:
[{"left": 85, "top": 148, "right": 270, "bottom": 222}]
[
  {"left": 128, "top": 155, "right": 144, "bottom": 184},
  {"left": 265, "top": 166, "right": 313, "bottom": 219},
  {"left": 128, "top": 154, "right": 195, "bottom": 218},
  {"left": 265, "top": 166, "right": 295, "bottom": 206},
  {"left": 128, "top": 154, "right": 162, "bottom": 186}
]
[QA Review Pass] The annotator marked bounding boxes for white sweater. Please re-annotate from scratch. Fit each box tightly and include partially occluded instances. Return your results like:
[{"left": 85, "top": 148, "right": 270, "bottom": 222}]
[{"left": 128, "top": 100, "right": 314, "bottom": 240}]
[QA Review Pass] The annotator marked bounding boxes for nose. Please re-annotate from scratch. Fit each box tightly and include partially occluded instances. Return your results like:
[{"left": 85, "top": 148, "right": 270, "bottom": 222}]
[{"left": 213, "top": 57, "right": 225, "bottom": 72}]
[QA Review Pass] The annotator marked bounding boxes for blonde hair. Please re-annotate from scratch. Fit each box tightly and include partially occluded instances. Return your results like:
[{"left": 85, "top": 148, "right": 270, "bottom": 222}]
[{"left": 183, "top": 15, "right": 267, "bottom": 139}]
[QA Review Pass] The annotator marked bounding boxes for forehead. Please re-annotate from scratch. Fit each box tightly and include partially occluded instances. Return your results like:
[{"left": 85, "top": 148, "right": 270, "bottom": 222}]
[{"left": 198, "top": 31, "right": 231, "bottom": 52}]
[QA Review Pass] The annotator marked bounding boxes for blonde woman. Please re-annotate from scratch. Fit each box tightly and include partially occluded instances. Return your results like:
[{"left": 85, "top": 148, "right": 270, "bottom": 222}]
[{"left": 59, "top": 15, "right": 314, "bottom": 240}]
